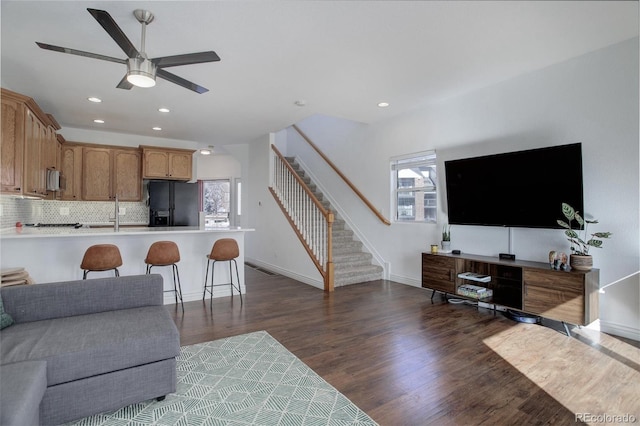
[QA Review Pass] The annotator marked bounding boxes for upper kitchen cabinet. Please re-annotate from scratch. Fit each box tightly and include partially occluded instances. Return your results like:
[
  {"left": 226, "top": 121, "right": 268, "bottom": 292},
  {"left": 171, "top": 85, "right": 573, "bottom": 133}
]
[
  {"left": 1, "top": 95, "right": 25, "bottom": 194},
  {"left": 81, "top": 144, "right": 142, "bottom": 201},
  {"left": 113, "top": 148, "right": 142, "bottom": 201},
  {"left": 141, "top": 146, "right": 194, "bottom": 180},
  {"left": 60, "top": 142, "right": 83, "bottom": 201},
  {"left": 1, "top": 88, "right": 60, "bottom": 197}
]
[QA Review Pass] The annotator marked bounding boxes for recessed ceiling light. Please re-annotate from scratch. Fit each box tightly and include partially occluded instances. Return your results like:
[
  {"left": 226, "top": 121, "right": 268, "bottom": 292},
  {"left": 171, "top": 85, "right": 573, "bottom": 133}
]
[
  {"left": 152, "top": 127, "right": 162, "bottom": 131},
  {"left": 377, "top": 102, "right": 390, "bottom": 108},
  {"left": 93, "top": 119, "right": 104, "bottom": 124},
  {"left": 158, "top": 108, "right": 170, "bottom": 113},
  {"left": 87, "top": 97, "right": 102, "bottom": 103}
]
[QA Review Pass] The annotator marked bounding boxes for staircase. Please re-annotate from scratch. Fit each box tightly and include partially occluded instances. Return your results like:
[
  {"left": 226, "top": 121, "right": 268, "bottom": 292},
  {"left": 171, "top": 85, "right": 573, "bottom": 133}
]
[{"left": 286, "top": 157, "right": 383, "bottom": 286}]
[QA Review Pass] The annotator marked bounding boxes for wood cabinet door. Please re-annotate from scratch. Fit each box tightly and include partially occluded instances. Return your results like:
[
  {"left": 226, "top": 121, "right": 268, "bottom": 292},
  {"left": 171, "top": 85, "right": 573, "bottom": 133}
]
[
  {"left": 23, "top": 109, "right": 44, "bottom": 197},
  {"left": 1, "top": 97, "right": 24, "bottom": 194},
  {"left": 60, "top": 145, "right": 83, "bottom": 200},
  {"left": 143, "top": 150, "right": 170, "bottom": 178},
  {"left": 523, "top": 269, "right": 585, "bottom": 324},
  {"left": 82, "top": 147, "right": 112, "bottom": 200},
  {"left": 168, "top": 152, "right": 192, "bottom": 180},
  {"left": 113, "top": 149, "right": 142, "bottom": 201},
  {"left": 422, "top": 253, "right": 456, "bottom": 293}
]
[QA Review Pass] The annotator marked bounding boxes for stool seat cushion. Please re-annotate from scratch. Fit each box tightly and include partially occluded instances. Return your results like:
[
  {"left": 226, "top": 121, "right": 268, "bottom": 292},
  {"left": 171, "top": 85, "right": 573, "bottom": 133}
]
[
  {"left": 208, "top": 238, "right": 239, "bottom": 261},
  {"left": 145, "top": 241, "right": 180, "bottom": 266},
  {"left": 80, "top": 244, "right": 123, "bottom": 271}
]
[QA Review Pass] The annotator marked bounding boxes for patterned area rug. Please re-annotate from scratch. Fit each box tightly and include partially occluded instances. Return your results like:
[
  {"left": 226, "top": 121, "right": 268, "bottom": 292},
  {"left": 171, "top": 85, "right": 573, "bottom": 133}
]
[{"left": 68, "top": 331, "right": 377, "bottom": 425}]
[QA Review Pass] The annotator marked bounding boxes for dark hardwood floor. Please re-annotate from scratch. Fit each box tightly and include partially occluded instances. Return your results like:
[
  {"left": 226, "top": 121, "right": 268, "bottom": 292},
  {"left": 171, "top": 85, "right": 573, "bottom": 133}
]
[{"left": 169, "top": 266, "right": 640, "bottom": 425}]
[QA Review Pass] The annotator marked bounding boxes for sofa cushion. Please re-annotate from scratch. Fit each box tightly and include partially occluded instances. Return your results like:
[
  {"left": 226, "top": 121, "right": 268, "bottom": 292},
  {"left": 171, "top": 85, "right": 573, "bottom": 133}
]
[
  {"left": 0, "top": 306, "right": 179, "bottom": 386},
  {"left": 0, "top": 292, "right": 14, "bottom": 330},
  {"left": 0, "top": 360, "right": 47, "bottom": 426}
]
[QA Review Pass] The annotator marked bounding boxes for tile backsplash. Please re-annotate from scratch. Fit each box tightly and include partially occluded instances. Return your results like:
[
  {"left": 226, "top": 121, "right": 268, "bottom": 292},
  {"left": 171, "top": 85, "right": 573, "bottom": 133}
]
[{"left": 1, "top": 197, "right": 148, "bottom": 228}]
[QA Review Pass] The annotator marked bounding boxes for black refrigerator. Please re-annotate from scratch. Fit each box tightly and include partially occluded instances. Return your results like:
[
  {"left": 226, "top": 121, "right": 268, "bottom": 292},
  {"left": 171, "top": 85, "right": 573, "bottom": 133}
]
[{"left": 148, "top": 181, "right": 199, "bottom": 226}]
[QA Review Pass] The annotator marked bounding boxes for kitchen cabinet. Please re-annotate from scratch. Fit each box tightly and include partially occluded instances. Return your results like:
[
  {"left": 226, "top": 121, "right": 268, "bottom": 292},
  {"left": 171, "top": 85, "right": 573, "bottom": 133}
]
[
  {"left": 141, "top": 146, "right": 194, "bottom": 180},
  {"left": 113, "top": 149, "right": 142, "bottom": 201},
  {"left": 60, "top": 144, "right": 83, "bottom": 200},
  {"left": 1, "top": 96, "right": 24, "bottom": 194},
  {"left": 1, "top": 88, "right": 60, "bottom": 198},
  {"left": 82, "top": 145, "right": 142, "bottom": 201}
]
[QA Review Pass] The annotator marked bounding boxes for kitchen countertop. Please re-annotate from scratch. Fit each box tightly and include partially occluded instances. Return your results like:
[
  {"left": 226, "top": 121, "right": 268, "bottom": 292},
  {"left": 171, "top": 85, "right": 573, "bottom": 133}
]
[{"left": 0, "top": 226, "right": 254, "bottom": 239}]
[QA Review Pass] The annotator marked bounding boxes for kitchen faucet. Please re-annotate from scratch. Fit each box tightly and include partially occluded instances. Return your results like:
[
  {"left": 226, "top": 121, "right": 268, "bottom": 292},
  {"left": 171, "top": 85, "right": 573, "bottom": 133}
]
[{"left": 114, "top": 194, "right": 119, "bottom": 232}]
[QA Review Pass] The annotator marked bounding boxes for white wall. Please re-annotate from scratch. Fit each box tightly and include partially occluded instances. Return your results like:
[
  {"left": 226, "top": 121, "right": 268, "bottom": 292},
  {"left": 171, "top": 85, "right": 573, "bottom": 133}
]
[{"left": 247, "top": 38, "right": 639, "bottom": 336}]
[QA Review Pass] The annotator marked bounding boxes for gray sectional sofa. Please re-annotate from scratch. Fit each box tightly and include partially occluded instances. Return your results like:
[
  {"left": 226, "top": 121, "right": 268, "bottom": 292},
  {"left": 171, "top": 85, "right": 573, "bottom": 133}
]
[{"left": 0, "top": 274, "right": 180, "bottom": 425}]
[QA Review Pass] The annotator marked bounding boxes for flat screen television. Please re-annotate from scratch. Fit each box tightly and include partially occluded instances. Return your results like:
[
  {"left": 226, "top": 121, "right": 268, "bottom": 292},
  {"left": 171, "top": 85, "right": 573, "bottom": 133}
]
[{"left": 444, "top": 143, "right": 583, "bottom": 229}]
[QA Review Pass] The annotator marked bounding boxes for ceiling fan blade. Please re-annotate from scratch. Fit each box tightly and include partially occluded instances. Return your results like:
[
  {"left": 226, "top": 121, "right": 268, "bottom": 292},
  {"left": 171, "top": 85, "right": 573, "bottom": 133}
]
[
  {"left": 152, "top": 51, "right": 220, "bottom": 68},
  {"left": 157, "top": 68, "right": 209, "bottom": 94},
  {"left": 116, "top": 74, "right": 134, "bottom": 90},
  {"left": 87, "top": 8, "right": 139, "bottom": 59},
  {"left": 36, "top": 42, "right": 126, "bottom": 64}
]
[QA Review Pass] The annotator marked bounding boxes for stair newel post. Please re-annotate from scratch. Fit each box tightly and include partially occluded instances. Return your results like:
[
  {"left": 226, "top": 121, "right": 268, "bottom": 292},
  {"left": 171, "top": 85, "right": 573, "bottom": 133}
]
[{"left": 325, "top": 210, "right": 335, "bottom": 292}]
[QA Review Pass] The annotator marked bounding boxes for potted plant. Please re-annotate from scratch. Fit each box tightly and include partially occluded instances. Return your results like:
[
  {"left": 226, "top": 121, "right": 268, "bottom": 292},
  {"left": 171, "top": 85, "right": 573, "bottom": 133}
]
[
  {"left": 441, "top": 224, "right": 451, "bottom": 251},
  {"left": 557, "top": 203, "right": 612, "bottom": 271}
]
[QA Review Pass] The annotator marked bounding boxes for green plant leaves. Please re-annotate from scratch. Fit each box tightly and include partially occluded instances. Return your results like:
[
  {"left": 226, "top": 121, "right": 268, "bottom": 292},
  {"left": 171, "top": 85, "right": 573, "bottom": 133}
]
[
  {"left": 562, "top": 203, "right": 575, "bottom": 220},
  {"left": 564, "top": 229, "right": 579, "bottom": 238},
  {"left": 557, "top": 220, "right": 570, "bottom": 229}
]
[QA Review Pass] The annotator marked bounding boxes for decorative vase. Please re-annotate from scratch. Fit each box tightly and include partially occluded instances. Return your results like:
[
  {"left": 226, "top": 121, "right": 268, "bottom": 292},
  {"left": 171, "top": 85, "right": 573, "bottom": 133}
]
[
  {"left": 570, "top": 254, "right": 593, "bottom": 271},
  {"left": 441, "top": 241, "right": 451, "bottom": 251}
]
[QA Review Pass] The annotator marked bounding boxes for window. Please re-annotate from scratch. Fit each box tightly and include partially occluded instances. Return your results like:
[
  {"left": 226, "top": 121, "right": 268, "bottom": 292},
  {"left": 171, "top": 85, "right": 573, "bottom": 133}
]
[
  {"left": 201, "top": 179, "right": 231, "bottom": 227},
  {"left": 391, "top": 151, "right": 437, "bottom": 223}
]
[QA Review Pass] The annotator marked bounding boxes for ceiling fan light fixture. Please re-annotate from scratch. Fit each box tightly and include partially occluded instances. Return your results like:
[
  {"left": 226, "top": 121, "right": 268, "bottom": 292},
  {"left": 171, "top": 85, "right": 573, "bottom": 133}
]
[{"left": 126, "top": 57, "right": 156, "bottom": 88}]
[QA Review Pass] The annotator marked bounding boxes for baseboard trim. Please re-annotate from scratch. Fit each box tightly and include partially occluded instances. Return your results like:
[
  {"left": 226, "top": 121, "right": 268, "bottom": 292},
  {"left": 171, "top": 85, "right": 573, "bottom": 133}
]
[
  {"left": 389, "top": 273, "right": 421, "bottom": 288},
  {"left": 245, "top": 257, "right": 324, "bottom": 289},
  {"left": 599, "top": 320, "right": 640, "bottom": 342}
]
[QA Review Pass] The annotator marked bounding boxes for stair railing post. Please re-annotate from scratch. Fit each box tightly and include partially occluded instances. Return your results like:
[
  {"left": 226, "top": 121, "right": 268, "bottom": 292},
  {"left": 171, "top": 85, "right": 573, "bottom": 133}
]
[{"left": 325, "top": 211, "right": 334, "bottom": 292}]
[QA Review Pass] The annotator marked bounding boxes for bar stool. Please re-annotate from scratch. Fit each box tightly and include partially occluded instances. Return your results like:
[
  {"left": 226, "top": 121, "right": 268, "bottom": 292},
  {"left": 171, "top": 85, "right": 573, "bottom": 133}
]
[
  {"left": 145, "top": 241, "right": 184, "bottom": 310},
  {"left": 203, "top": 238, "right": 243, "bottom": 304},
  {"left": 80, "top": 244, "right": 123, "bottom": 279}
]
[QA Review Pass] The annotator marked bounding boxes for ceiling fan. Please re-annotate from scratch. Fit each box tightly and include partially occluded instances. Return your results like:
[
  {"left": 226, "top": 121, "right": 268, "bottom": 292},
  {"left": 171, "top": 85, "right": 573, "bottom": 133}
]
[{"left": 36, "top": 8, "right": 220, "bottom": 94}]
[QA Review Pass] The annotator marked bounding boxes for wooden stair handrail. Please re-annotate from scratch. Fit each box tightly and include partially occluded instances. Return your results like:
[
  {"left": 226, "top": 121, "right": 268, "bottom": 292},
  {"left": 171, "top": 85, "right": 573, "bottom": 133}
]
[{"left": 292, "top": 124, "right": 391, "bottom": 226}]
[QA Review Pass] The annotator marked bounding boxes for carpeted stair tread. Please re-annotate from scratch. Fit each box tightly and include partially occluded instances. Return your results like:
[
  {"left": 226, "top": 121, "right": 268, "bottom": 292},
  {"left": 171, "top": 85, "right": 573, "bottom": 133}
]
[{"left": 281, "top": 157, "right": 383, "bottom": 286}]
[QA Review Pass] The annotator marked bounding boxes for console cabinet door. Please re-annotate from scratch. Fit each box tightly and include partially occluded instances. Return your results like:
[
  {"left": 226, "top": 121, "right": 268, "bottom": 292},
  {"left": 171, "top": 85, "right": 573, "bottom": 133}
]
[
  {"left": 1, "top": 97, "right": 24, "bottom": 194},
  {"left": 523, "top": 269, "right": 584, "bottom": 325},
  {"left": 422, "top": 253, "right": 456, "bottom": 294}
]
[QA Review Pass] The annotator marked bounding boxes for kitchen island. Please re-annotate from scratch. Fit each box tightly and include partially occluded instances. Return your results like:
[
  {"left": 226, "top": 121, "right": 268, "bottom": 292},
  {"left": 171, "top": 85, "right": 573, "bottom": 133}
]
[{"left": 0, "top": 226, "right": 254, "bottom": 303}]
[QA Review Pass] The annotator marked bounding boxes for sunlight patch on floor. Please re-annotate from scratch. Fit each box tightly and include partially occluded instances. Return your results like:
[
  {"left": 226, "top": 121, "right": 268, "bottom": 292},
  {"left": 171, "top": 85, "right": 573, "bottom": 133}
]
[{"left": 483, "top": 324, "right": 640, "bottom": 424}]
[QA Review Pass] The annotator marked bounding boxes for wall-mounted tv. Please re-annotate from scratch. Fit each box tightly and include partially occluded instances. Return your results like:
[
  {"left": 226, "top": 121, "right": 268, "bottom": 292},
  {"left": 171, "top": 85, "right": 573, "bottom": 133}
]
[{"left": 444, "top": 143, "right": 583, "bottom": 229}]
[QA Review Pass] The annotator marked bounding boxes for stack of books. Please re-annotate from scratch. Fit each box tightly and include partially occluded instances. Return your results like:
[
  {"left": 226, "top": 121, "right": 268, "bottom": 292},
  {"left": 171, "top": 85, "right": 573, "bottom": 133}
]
[{"left": 457, "top": 284, "right": 493, "bottom": 300}]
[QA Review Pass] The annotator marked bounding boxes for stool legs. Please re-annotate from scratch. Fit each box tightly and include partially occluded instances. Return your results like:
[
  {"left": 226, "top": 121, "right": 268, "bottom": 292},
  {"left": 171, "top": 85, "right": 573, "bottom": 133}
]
[
  {"left": 203, "top": 258, "right": 243, "bottom": 305},
  {"left": 83, "top": 267, "right": 119, "bottom": 280},
  {"left": 147, "top": 264, "right": 184, "bottom": 310}
]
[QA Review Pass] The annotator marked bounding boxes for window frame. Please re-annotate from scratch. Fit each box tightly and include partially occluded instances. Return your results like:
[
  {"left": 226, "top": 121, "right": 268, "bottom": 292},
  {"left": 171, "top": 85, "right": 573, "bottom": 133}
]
[{"left": 390, "top": 150, "right": 437, "bottom": 224}]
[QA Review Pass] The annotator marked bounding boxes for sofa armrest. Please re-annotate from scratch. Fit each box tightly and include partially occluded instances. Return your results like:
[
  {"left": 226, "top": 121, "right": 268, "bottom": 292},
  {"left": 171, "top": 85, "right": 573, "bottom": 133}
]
[{"left": 1, "top": 274, "right": 164, "bottom": 324}]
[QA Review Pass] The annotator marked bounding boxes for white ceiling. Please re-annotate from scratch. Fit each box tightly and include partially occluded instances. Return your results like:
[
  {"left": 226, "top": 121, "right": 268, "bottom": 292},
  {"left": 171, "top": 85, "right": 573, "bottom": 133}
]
[{"left": 1, "top": 1, "right": 638, "bottom": 147}]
